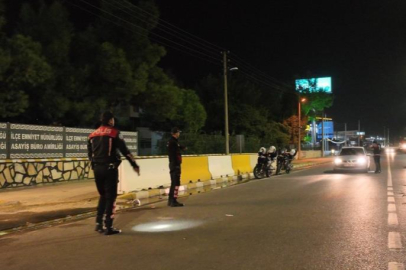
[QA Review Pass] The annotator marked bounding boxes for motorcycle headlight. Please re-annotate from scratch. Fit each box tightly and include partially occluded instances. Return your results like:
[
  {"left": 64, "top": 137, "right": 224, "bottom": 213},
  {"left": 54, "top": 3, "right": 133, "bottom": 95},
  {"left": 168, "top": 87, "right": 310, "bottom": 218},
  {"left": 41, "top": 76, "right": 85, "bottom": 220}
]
[
  {"left": 334, "top": 158, "right": 342, "bottom": 165},
  {"left": 357, "top": 157, "right": 366, "bottom": 164}
]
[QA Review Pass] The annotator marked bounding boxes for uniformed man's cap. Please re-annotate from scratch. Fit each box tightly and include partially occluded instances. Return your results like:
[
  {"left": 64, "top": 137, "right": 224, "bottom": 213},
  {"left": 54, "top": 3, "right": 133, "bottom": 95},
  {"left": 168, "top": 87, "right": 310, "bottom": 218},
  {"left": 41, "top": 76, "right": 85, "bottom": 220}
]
[{"left": 171, "top": 127, "right": 181, "bottom": 134}]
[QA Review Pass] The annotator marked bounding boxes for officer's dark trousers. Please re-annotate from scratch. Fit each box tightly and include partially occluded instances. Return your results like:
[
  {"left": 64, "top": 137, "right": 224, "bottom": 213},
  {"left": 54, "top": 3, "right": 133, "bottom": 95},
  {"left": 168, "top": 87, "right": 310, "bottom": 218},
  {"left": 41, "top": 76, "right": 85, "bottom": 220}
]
[
  {"left": 94, "top": 165, "right": 118, "bottom": 228},
  {"left": 169, "top": 162, "right": 181, "bottom": 202},
  {"left": 374, "top": 156, "right": 381, "bottom": 172}
]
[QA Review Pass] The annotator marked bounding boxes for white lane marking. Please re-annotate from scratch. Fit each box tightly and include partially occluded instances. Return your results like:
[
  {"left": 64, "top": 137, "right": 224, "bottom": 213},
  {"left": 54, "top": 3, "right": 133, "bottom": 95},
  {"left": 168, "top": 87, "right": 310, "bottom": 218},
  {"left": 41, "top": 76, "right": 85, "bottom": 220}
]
[
  {"left": 388, "top": 232, "right": 402, "bottom": 249},
  {"left": 388, "top": 197, "right": 395, "bottom": 203},
  {"left": 388, "top": 204, "right": 397, "bottom": 212},
  {"left": 388, "top": 213, "right": 399, "bottom": 226},
  {"left": 389, "top": 262, "right": 405, "bottom": 270},
  {"left": 388, "top": 159, "right": 393, "bottom": 187},
  {"left": 388, "top": 191, "right": 394, "bottom": 196},
  {"left": 388, "top": 187, "right": 393, "bottom": 191}
]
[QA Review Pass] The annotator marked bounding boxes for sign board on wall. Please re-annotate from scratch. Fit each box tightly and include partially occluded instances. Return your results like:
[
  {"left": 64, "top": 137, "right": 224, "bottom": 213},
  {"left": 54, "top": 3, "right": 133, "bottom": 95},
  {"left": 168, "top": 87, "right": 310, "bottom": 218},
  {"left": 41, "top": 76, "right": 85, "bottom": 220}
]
[
  {"left": 0, "top": 123, "right": 138, "bottom": 159},
  {"left": 9, "top": 124, "right": 64, "bottom": 159},
  {"left": 0, "top": 123, "right": 7, "bottom": 159},
  {"left": 65, "top": 127, "right": 94, "bottom": 158}
]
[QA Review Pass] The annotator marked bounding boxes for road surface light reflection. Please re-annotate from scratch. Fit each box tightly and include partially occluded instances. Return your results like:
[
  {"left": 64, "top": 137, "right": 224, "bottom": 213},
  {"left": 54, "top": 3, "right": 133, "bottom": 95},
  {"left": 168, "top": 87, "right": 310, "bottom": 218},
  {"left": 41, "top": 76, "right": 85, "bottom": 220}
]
[
  {"left": 132, "top": 220, "right": 203, "bottom": 232},
  {"left": 357, "top": 157, "right": 366, "bottom": 164},
  {"left": 334, "top": 158, "right": 342, "bottom": 165},
  {"left": 152, "top": 224, "right": 171, "bottom": 230}
]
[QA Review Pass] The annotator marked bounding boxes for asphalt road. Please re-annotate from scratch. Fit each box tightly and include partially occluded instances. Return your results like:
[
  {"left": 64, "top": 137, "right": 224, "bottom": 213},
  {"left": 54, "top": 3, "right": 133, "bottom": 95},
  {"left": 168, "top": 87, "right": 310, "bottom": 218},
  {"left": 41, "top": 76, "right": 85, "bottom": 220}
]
[{"left": 1, "top": 154, "right": 406, "bottom": 270}]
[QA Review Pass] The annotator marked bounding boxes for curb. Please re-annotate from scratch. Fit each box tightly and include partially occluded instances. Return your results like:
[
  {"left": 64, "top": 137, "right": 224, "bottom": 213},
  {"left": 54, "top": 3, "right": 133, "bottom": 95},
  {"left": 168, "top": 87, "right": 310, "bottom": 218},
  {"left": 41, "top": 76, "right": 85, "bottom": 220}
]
[{"left": 117, "top": 173, "right": 253, "bottom": 201}]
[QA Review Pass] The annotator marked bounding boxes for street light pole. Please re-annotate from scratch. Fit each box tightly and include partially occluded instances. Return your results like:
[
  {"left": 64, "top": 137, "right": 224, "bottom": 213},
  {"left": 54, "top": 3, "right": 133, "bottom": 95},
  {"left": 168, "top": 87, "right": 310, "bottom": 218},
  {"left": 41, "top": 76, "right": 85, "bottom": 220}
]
[
  {"left": 388, "top": 128, "right": 390, "bottom": 146},
  {"left": 298, "top": 96, "right": 301, "bottom": 160},
  {"left": 223, "top": 51, "right": 229, "bottom": 155}
]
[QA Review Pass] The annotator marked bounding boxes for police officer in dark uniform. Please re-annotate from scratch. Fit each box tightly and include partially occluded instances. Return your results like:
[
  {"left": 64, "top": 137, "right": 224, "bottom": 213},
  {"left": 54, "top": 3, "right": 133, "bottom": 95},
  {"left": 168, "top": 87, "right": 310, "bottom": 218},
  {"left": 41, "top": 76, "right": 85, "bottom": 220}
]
[
  {"left": 88, "top": 111, "right": 140, "bottom": 235},
  {"left": 371, "top": 140, "right": 381, "bottom": 173},
  {"left": 167, "top": 127, "right": 186, "bottom": 207}
]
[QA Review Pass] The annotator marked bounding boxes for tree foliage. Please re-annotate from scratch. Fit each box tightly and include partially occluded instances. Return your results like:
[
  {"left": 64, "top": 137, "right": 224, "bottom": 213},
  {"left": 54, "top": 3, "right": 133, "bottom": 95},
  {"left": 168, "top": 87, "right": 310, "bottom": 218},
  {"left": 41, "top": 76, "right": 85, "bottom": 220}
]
[
  {"left": 0, "top": 0, "right": 335, "bottom": 153},
  {"left": 0, "top": 0, "right": 203, "bottom": 129},
  {"left": 195, "top": 73, "right": 294, "bottom": 147},
  {"left": 301, "top": 90, "right": 334, "bottom": 116}
]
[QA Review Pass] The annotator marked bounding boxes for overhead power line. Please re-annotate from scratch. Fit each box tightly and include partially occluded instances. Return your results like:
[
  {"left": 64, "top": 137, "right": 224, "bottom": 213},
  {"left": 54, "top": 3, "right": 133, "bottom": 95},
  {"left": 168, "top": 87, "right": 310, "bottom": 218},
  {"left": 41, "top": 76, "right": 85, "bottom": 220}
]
[
  {"left": 229, "top": 53, "right": 293, "bottom": 89},
  {"left": 108, "top": 0, "right": 226, "bottom": 52},
  {"left": 67, "top": 0, "right": 295, "bottom": 94},
  {"left": 69, "top": 0, "right": 221, "bottom": 63},
  {"left": 103, "top": 0, "right": 222, "bottom": 58}
]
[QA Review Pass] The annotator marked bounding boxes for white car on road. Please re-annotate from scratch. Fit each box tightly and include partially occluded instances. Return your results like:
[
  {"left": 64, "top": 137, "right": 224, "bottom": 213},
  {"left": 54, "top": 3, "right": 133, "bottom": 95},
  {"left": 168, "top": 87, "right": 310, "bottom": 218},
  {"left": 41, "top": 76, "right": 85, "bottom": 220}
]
[{"left": 334, "top": 147, "right": 370, "bottom": 173}]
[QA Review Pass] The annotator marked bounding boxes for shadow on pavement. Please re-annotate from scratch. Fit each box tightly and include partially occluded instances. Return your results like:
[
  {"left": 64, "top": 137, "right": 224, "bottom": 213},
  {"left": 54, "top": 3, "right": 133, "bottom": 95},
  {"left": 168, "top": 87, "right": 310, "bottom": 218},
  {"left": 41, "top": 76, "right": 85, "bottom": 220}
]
[{"left": 0, "top": 207, "right": 95, "bottom": 231}]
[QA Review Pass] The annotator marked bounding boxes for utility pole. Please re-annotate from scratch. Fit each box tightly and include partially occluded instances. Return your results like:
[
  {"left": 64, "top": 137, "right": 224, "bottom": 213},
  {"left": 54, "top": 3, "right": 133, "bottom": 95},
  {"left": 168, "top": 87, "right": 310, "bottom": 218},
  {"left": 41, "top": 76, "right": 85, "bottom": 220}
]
[
  {"left": 223, "top": 51, "right": 229, "bottom": 155},
  {"left": 344, "top": 123, "right": 347, "bottom": 146},
  {"left": 358, "top": 120, "right": 361, "bottom": 146},
  {"left": 388, "top": 128, "right": 390, "bottom": 146}
]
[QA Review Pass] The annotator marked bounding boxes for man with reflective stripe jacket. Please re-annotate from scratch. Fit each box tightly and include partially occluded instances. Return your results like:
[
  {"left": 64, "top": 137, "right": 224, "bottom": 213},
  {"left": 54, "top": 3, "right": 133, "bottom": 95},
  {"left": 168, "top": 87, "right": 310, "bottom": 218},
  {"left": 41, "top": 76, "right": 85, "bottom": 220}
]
[{"left": 88, "top": 111, "right": 140, "bottom": 235}]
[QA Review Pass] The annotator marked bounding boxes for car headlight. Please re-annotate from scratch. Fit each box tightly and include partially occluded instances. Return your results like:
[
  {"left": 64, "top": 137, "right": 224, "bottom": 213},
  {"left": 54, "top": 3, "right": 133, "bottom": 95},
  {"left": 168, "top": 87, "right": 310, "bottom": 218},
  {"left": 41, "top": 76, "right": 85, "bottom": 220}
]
[
  {"left": 357, "top": 157, "right": 366, "bottom": 164},
  {"left": 334, "top": 158, "right": 342, "bottom": 165}
]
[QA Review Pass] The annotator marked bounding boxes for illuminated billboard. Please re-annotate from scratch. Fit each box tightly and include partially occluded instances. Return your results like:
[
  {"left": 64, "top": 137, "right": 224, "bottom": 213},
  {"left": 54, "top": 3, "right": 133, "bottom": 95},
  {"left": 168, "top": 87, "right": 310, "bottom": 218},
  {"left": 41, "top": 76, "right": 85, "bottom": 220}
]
[
  {"left": 316, "top": 121, "right": 334, "bottom": 140},
  {"left": 295, "top": 77, "right": 332, "bottom": 93}
]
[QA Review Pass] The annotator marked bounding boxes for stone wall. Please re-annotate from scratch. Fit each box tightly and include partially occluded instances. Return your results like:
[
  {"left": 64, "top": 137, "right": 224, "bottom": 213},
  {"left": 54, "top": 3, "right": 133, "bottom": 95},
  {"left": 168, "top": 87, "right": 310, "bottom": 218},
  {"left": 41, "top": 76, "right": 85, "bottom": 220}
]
[{"left": 0, "top": 159, "right": 93, "bottom": 188}]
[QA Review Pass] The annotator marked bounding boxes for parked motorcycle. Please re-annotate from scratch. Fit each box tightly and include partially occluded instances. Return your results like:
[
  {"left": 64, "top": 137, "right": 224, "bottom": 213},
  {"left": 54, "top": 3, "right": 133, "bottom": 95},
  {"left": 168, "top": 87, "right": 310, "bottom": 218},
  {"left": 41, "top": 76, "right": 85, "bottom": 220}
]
[
  {"left": 275, "top": 152, "right": 292, "bottom": 175},
  {"left": 253, "top": 158, "right": 274, "bottom": 179}
]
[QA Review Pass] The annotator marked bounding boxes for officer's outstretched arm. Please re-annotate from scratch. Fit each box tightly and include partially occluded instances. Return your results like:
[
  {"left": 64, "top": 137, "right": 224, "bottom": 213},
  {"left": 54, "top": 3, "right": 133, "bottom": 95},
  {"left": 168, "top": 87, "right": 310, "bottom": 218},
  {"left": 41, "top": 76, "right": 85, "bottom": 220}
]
[{"left": 116, "top": 132, "right": 140, "bottom": 175}]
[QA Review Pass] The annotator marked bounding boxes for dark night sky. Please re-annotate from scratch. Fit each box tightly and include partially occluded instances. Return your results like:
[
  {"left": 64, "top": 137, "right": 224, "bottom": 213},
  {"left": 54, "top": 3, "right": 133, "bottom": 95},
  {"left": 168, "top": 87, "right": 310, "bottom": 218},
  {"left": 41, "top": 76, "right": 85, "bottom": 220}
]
[{"left": 154, "top": 0, "right": 406, "bottom": 141}]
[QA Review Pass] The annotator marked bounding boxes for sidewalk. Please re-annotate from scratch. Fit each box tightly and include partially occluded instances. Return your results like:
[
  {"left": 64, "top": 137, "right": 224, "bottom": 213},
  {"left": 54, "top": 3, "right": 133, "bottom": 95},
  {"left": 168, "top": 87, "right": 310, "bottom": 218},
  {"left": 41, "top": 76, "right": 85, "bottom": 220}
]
[{"left": 0, "top": 157, "right": 333, "bottom": 232}]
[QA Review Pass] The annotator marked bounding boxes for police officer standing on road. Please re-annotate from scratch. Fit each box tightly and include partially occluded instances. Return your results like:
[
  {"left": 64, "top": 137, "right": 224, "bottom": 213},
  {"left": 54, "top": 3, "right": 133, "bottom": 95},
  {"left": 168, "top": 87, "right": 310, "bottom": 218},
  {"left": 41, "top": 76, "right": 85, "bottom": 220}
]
[
  {"left": 167, "top": 127, "right": 187, "bottom": 207},
  {"left": 88, "top": 111, "right": 140, "bottom": 235},
  {"left": 371, "top": 140, "right": 381, "bottom": 173}
]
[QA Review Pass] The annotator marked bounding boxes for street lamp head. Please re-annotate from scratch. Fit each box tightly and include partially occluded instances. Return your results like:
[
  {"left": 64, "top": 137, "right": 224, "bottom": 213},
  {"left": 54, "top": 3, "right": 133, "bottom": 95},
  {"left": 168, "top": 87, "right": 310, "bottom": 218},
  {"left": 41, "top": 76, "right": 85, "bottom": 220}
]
[
  {"left": 301, "top": 98, "right": 307, "bottom": 102},
  {"left": 229, "top": 67, "right": 239, "bottom": 71}
]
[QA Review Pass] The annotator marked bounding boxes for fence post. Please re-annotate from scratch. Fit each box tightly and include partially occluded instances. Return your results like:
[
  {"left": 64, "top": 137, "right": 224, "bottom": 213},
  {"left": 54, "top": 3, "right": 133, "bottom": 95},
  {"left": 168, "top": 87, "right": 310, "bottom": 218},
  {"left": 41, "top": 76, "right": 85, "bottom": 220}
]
[
  {"left": 6, "top": 122, "right": 10, "bottom": 159},
  {"left": 63, "top": 126, "right": 66, "bottom": 158}
]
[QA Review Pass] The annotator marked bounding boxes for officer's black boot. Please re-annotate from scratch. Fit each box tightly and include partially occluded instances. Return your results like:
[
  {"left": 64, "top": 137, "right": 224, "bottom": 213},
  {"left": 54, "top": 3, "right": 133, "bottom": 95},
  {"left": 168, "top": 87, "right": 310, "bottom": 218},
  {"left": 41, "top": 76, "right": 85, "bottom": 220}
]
[
  {"left": 95, "top": 223, "right": 104, "bottom": 233},
  {"left": 168, "top": 196, "right": 173, "bottom": 206},
  {"left": 170, "top": 199, "right": 184, "bottom": 207},
  {"left": 104, "top": 215, "right": 120, "bottom": 235},
  {"left": 105, "top": 227, "right": 122, "bottom": 235}
]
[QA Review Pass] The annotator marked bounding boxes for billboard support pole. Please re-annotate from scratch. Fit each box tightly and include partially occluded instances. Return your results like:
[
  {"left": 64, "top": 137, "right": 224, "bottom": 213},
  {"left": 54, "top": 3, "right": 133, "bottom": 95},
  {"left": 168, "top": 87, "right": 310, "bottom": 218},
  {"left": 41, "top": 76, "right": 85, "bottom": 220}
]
[
  {"left": 297, "top": 95, "right": 301, "bottom": 160},
  {"left": 322, "top": 112, "right": 325, "bottom": 157}
]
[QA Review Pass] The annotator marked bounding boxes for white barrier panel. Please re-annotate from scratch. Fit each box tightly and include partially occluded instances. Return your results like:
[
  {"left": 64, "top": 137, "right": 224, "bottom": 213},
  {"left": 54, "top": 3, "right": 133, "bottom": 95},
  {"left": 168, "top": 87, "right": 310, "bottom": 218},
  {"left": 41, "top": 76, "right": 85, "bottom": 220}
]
[
  {"left": 118, "top": 158, "right": 171, "bottom": 194},
  {"left": 208, "top": 156, "right": 235, "bottom": 179}
]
